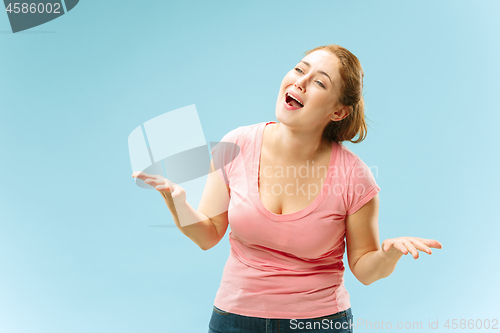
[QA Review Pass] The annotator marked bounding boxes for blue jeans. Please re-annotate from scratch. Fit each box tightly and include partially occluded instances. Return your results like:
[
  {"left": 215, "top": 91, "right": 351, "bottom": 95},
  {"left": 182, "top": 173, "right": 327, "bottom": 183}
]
[{"left": 208, "top": 306, "right": 354, "bottom": 333}]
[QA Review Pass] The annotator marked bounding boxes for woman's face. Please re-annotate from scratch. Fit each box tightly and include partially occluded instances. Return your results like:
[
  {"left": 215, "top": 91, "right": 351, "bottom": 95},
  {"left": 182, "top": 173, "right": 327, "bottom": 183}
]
[{"left": 275, "top": 50, "right": 346, "bottom": 133}]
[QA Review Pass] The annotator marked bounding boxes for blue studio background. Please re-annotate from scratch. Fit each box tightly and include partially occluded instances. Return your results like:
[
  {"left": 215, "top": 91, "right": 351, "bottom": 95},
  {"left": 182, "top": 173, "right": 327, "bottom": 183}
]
[{"left": 1, "top": 1, "right": 499, "bottom": 332}]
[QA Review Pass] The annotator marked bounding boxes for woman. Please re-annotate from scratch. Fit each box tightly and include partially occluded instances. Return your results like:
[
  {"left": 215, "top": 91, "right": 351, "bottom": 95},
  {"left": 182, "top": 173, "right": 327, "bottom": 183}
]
[{"left": 132, "top": 44, "right": 442, "bottom": 333}]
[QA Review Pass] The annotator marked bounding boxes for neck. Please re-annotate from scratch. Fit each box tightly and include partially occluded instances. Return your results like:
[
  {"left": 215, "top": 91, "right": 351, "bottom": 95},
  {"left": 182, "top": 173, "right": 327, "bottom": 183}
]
[{"left": 270, "top": 122, "right": 331, "bottom": 164}]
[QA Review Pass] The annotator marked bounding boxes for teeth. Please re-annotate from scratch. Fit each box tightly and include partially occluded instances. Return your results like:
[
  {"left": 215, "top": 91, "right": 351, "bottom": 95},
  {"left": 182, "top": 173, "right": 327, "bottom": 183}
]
[{"left": 287, "top": 93, "right": 303, "bottom": 106}]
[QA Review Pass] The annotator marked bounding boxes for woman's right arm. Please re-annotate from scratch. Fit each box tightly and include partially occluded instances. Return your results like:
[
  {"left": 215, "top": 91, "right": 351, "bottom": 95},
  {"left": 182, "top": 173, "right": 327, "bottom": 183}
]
[{"left": 132, "top": 157, "right": 230, "bottom": 251}]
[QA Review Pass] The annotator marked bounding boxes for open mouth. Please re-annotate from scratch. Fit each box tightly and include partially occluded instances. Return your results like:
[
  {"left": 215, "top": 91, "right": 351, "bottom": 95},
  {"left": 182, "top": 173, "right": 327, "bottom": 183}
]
[{"left": 285, "top": 93, "right": 304, "bottom": 108}]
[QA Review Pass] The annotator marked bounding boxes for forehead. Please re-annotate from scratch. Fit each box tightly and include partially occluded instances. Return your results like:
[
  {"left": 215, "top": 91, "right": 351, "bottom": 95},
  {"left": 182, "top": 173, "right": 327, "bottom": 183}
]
[{"left": 300, "top": 50, "right": 341, "bottom": 81}]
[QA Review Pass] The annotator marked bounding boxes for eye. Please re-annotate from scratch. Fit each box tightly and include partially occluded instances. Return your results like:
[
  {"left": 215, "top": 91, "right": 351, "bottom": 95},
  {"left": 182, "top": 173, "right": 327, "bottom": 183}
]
[
  {"left": 294, "top": 67, "right": 304, "bottom": 74},
  {"left": 316, "top": 80, "right": 325, "bottom": 88}
]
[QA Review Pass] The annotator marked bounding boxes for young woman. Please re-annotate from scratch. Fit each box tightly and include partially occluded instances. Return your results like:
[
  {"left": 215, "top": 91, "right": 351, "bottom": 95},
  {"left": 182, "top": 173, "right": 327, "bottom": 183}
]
[{"left": 132, "top": 44, "right": 442, "bottom": 333}]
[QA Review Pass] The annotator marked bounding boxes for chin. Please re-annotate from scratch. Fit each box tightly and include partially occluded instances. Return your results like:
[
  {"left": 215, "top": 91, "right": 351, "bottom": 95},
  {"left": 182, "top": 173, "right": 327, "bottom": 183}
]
[
  {"left": 275, "top": 109, "right": 291, "bottom": 127},
  {"left": 275, "top": 103, "right": 285, "bottom": 122}
]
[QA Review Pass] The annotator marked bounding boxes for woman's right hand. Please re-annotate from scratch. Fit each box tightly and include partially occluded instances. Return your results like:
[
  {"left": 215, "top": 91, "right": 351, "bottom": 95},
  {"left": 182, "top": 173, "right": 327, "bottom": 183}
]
[{"left": 131, "top": 171, "right": 187, "bottom": 204}]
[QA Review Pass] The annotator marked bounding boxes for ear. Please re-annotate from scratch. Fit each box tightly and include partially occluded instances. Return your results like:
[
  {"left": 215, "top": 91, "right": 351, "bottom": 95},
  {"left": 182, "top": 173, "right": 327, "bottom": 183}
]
[{"left": 330, "top": 105, "right": 352, "bottom": 121}]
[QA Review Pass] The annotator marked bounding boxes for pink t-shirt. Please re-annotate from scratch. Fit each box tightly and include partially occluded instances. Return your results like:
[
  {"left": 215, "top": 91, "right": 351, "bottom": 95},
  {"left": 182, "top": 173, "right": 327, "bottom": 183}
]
[{"left": 210, "top": 121, "right": 380, "bottom": 319}]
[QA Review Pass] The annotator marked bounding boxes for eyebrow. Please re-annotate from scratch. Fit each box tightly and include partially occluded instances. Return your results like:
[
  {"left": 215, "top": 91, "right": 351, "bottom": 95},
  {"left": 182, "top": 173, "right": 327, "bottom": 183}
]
[{"left": 299, "top": 61, "right": 332, "bottom": 84}]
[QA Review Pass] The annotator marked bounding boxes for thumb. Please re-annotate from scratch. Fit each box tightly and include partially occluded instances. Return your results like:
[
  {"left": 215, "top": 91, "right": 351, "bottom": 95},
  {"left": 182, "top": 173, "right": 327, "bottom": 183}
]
[{"left": 171, "top": 185, "right": 181, "bottom": 198}]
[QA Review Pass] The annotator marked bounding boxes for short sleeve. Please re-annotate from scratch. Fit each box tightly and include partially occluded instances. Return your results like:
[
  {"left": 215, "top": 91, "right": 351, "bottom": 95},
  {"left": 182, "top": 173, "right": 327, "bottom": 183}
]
[
  {"left": 210, "top": 128, "right": 242, "bottom": 186},
  {"left": 345, "top": 157, "right": 380, "bottom": 215}
]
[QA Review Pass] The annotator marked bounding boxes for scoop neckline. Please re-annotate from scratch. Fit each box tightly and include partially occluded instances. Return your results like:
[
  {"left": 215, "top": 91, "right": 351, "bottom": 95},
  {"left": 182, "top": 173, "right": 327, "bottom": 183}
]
[{"left": 252, "top": 121, "right": 336, "bottom": 221}]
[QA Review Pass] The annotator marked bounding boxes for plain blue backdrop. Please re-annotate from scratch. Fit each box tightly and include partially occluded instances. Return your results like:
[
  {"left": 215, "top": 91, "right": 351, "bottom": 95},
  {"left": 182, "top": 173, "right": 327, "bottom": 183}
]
[{"left": 1, "top": 1, "right": 499, "bottom": 332}]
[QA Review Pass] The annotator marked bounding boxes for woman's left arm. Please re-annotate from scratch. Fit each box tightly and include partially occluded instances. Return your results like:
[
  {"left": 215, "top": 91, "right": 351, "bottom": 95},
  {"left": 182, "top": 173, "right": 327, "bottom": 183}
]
[{"left": 345, "top": 193, "right": 443, "bottom": 285}]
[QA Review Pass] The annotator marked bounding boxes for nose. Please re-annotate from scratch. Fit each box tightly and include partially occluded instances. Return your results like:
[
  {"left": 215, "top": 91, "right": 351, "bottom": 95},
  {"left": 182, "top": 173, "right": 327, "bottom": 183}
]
[
  {"left": 294, "top": 82, "right": 305, "bottom": 93},
  {"left": 294, "top": 73, "right": 309, "bottom": 92}
]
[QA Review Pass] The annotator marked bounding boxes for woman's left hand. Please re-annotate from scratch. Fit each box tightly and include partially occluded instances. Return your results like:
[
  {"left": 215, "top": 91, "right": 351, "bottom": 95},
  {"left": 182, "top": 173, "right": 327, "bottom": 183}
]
[{"left": 381, "top": 237, "right": 442, "bottom": 260}]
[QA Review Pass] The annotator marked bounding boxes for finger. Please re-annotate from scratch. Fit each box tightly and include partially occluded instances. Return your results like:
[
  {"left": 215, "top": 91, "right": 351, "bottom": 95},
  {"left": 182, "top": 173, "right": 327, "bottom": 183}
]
[
  {"left": 393, "top": 242, "right": 408, "bottom": 255},
  {"left": 402, "top": 240, "right": 419, "bottom": 259},
  {"left": 409, "top": 238, "right": 433, "bottom": 255},
  {"left": 155, "top": 184, "right": 171, "bottom": 192},
  {"left": 420, "top": 239, "right": 443, "bottom": 249},
  {"left": 132, "top": 171, "right": 155, "bottom": 180},
  {"left": 145, "top": 177, "right": 168, "bottom": 187},
  {"left": 144, "top": 179, "right": 161, "bottom": 187},
  {"left": 171, "top": 186, "right": 181, "bottom": 197},
  {"left": 156, "top": 178, "right": 174, "bottom": 191},
  {"left": 382, "top": 241, "right": 393, "bottom": 252}
]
